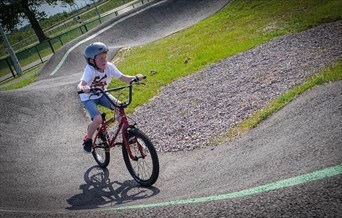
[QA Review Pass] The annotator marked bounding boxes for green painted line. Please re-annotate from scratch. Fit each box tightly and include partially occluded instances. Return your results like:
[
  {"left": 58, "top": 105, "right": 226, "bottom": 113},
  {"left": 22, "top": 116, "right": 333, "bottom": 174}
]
[
  {"left": 111, "top": 164, "right": 342, "bottom": 211},
  {"left": 0, "top": 165, "right": 341, "bottom": 213}
]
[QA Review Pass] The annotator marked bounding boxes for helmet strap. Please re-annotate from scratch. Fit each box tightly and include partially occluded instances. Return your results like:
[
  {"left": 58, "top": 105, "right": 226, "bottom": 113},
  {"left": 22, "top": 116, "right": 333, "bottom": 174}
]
[{"left": 88, "top": 58, "right": 101, "bottom": 70}]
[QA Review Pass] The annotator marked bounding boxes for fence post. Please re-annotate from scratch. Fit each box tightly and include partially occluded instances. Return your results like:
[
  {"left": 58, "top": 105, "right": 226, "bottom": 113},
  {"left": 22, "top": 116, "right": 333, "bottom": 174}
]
[
  {"left": 48, "top": 40, "right": 55, "bottom": 54},
  {"left": 83, "top": 24, "right": 88, "bottom": 32},
  {"left": 5, "top": 58, "right": 16, "bottom": 78},
  {"left": 34, "top": 46, "right": 43, "bottom": 63},
  {"left": 58, "top": 36, "right": 63, "bottom": 46}
]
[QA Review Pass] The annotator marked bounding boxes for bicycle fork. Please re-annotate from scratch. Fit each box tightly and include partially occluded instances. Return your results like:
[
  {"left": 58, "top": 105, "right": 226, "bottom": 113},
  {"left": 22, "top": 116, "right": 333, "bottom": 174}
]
[{"left": 123, "top": 128, "right": 147, "bottom": 161}]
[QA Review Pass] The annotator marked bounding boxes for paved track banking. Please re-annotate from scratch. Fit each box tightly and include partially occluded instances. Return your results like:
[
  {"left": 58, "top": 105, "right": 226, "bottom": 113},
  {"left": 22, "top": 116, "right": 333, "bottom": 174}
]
[
  {"left": 0, "top": 0, "right": 231, "bottom": 215},
  {"left": 38, "top": 0, "right": 230, "bottom": 79}
]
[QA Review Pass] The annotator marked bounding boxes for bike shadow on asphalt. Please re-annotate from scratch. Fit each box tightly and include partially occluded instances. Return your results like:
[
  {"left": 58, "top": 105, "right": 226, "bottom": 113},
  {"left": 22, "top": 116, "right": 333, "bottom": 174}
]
[{"left": 65, "top": 165, "right": 160, "bottom": 210}]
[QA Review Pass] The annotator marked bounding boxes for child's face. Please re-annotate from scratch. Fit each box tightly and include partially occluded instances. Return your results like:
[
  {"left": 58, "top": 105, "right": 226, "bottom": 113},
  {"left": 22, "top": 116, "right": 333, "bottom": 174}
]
[{"left": 95, "top": 52, "right": 107, "bottom": 71}]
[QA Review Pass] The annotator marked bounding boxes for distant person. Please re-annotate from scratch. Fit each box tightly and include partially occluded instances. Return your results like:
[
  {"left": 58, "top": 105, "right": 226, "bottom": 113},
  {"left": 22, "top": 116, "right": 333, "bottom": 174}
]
[{"left": 77, "top": 42, "right": 144, "bottom": 153}]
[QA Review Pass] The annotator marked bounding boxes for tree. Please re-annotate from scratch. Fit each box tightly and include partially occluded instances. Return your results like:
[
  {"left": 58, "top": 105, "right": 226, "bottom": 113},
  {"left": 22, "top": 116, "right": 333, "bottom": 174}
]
[{"left": 0, "top": 0, "right": 74, "bottom": 42}]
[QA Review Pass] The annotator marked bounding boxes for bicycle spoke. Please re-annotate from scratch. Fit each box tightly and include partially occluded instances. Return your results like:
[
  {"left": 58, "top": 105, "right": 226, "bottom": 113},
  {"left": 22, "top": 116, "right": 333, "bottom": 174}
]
[
  {"left": 92, "top": 131, "right": 110, "bottom": 168},
  {"left": 122, "top": 128, "right": 159, "bottom": 187}
]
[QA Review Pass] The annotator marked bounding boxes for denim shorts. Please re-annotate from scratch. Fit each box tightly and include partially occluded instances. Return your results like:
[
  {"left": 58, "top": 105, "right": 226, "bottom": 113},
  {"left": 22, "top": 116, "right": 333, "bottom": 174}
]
[{"left": 82, "top": 94, "right": 119, "bottom": 119}]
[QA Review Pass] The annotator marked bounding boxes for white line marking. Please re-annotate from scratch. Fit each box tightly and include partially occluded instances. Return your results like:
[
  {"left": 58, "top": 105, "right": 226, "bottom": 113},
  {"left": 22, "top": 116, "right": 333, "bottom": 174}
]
[{"left": 50, "top": 0, "right": 167, "bottom": 76}]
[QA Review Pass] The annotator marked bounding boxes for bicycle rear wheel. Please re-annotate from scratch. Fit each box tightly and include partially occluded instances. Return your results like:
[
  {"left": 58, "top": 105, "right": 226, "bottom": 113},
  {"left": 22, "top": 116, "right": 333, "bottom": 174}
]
[
  {"left": 122, "top": 128, "right": 159, "bottom": 187},
  {"left": 92, "top": 130, "right": 110, "bottom": 168}
]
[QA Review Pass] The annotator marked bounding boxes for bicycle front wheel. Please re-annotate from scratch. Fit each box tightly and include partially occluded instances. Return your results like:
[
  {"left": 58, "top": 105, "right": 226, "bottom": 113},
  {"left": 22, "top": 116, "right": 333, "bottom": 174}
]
[
  {"left": 92, "top": 130, "right": 110, "bottom": 168},
  {"left": 122, "top": 128, "right": 159, "bottom": 187}
]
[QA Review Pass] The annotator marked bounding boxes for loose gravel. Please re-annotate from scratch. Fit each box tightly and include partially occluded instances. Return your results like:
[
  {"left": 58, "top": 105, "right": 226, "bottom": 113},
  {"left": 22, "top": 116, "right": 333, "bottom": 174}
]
[{"left": 133, "top": 21, "right": 342, "bottom": 152}]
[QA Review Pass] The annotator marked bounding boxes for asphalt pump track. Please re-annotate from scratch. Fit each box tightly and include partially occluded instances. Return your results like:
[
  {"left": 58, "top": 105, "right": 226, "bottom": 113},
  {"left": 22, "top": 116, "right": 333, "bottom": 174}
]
[{"left": 0, "top": 0, "right": 341, "bottom": 216}]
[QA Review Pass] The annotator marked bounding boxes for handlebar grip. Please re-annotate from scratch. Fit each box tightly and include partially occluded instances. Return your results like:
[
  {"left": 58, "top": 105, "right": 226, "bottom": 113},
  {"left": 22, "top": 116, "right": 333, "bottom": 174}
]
[
  {"left": 77, "top": 88, "right": 98, "bottom": 94},
  {"left": 131, "top": 75, "right": 147, "bottom": 84}
]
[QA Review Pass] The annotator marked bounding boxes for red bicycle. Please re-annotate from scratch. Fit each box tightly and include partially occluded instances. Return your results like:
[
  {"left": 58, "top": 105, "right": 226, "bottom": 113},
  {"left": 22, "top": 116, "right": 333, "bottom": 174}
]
[{"left": 78, "top": 79, "right": 159, "bottom": 187}]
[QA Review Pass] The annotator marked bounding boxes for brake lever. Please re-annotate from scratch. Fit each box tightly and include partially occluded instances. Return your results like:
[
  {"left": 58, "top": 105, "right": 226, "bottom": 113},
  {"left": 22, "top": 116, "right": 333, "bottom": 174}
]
[{"left": 130, "top": 80, "right": 146, "bottom": 85}]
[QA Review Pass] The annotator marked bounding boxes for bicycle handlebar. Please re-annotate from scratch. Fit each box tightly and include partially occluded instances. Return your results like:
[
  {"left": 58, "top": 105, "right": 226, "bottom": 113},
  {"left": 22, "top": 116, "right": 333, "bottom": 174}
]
[{"left": 77, "top": 76, "right": 146, "bottom": 108}]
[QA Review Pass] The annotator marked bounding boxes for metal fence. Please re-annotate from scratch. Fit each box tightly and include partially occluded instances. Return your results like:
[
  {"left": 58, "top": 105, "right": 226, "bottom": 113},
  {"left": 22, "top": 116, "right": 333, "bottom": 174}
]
[{"left": 0, "top": 0, "right": 153, "bottom": 83}]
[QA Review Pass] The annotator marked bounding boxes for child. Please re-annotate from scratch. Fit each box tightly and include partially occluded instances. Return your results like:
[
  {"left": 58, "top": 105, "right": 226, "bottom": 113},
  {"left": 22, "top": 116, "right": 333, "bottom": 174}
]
[{"left": 77, "top": 42, "right": 144, "bottom": 153}]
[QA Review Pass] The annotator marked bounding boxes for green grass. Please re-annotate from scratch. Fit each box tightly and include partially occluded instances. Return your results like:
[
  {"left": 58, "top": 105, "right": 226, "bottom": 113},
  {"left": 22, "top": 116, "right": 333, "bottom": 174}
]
[
  {"left": 226, "top": 58, "right": 342, "bottom": 140},
  {"left": 0, "top": 0, "right": 134, "bottom": 77},
  {"left": 2, "top": 0, "right": 342, "bottom": 140},
  {"left": 111, "top": 0, "right": 342, "bottom": 113},
  {"left": 1, "top": 66, "right": 40, "bottom": 90},
  {"left": 2, "top": 74, "right": 39, "bottom": 90}
]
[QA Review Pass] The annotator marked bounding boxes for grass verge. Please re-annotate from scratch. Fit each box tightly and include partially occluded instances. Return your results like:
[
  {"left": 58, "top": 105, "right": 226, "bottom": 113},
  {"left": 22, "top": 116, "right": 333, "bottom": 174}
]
[
  {"left": 1, "top": 65, "right": 41, "bottom": 91},
  {"left": 112, "top": 0, "right": 342, "bottom": 114},
  {"left": 226, "top": 58, "right": 342, "bottom": 140},
  {"left": 2, "top": 0, "right": 341, "bottom": 128}
]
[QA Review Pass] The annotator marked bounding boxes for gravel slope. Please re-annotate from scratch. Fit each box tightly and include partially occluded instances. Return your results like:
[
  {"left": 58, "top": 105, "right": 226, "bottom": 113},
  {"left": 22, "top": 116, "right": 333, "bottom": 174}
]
[
  {"left": 0, "top": 6, "right": 341, "bottom": 216},
  {"left": 133, "top": 20, "right": 342, "bottom": 152}
]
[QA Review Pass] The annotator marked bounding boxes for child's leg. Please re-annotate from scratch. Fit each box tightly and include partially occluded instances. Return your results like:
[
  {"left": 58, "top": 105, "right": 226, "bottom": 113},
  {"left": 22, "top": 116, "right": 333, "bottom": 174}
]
[
  {"left": 87, "top": 114, "right": 102, "bottom": 139},
  {"left": 82, "top": 100, "right": 102, "bottom": 140},
  {"left": 99, "top": 94, "right": 122, "bottom": 120}
]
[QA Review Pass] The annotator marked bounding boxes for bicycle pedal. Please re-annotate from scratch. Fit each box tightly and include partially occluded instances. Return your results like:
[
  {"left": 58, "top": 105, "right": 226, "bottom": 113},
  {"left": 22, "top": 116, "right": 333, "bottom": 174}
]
[{"left": 98, "top": 132, "right": 107, "bottom": 141}]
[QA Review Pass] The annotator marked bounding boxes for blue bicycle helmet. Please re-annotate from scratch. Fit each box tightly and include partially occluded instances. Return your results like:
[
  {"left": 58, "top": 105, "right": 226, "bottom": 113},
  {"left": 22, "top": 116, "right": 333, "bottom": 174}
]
[{"left": 84, "top": 42, "right": 109, "bottom": 67}]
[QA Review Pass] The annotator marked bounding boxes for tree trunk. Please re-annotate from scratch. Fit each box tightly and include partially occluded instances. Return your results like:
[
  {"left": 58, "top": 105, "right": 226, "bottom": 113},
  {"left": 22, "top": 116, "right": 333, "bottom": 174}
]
[{"left": 21, "top": 0, "right": 49, "bottom": 42}]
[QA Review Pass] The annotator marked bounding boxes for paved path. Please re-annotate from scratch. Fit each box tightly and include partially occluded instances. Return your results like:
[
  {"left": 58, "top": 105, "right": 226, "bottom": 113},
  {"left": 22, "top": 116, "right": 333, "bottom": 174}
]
[{"left": 0, "top": 0, "right": 341, "bottom": 217}]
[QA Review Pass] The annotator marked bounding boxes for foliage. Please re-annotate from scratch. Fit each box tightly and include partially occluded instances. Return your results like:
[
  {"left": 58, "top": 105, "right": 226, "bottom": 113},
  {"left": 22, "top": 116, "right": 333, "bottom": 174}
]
[
  {"left": 0, "top": 0, "right": 75, "bottom": 42},
  {"left": 0, "top": 0, "right": 131, "bottom": 77},
  {"left": 0, "top": 0, "right": 128, "bottom": 54}
]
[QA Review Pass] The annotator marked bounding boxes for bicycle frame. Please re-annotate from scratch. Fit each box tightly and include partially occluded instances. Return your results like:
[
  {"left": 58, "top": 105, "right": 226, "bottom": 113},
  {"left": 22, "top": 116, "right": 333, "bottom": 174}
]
[
  {"left": 93, "top": 85, "right": 143, "bottom": 161},
  {"left": 99, "top": 108, "right": 129, "bottom": 149},
  {"left": 78, "top": 79, "right": 159, "bottom": 187}
]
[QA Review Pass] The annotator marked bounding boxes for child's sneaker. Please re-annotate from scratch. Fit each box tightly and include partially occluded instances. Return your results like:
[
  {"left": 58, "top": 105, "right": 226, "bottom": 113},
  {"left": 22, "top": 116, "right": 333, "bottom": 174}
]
[{"left": 83, "top": 136, "right": 92, "bottom": 153}]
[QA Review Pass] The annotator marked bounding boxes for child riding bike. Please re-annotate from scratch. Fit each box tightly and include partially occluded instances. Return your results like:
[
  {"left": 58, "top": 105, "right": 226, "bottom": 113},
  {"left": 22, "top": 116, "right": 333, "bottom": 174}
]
[{"left": 77, "top": 42, "right": 144, "bottom": 153}]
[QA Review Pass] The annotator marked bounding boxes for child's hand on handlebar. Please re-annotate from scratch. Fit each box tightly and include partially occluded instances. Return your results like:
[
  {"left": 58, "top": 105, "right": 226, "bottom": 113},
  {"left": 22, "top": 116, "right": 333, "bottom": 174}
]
[
  {"left": 135, "top": 74, "right": 146, "bottom": 82},
  {"left": 81, "top": 85, "right": 91, "bottom": 93}
]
